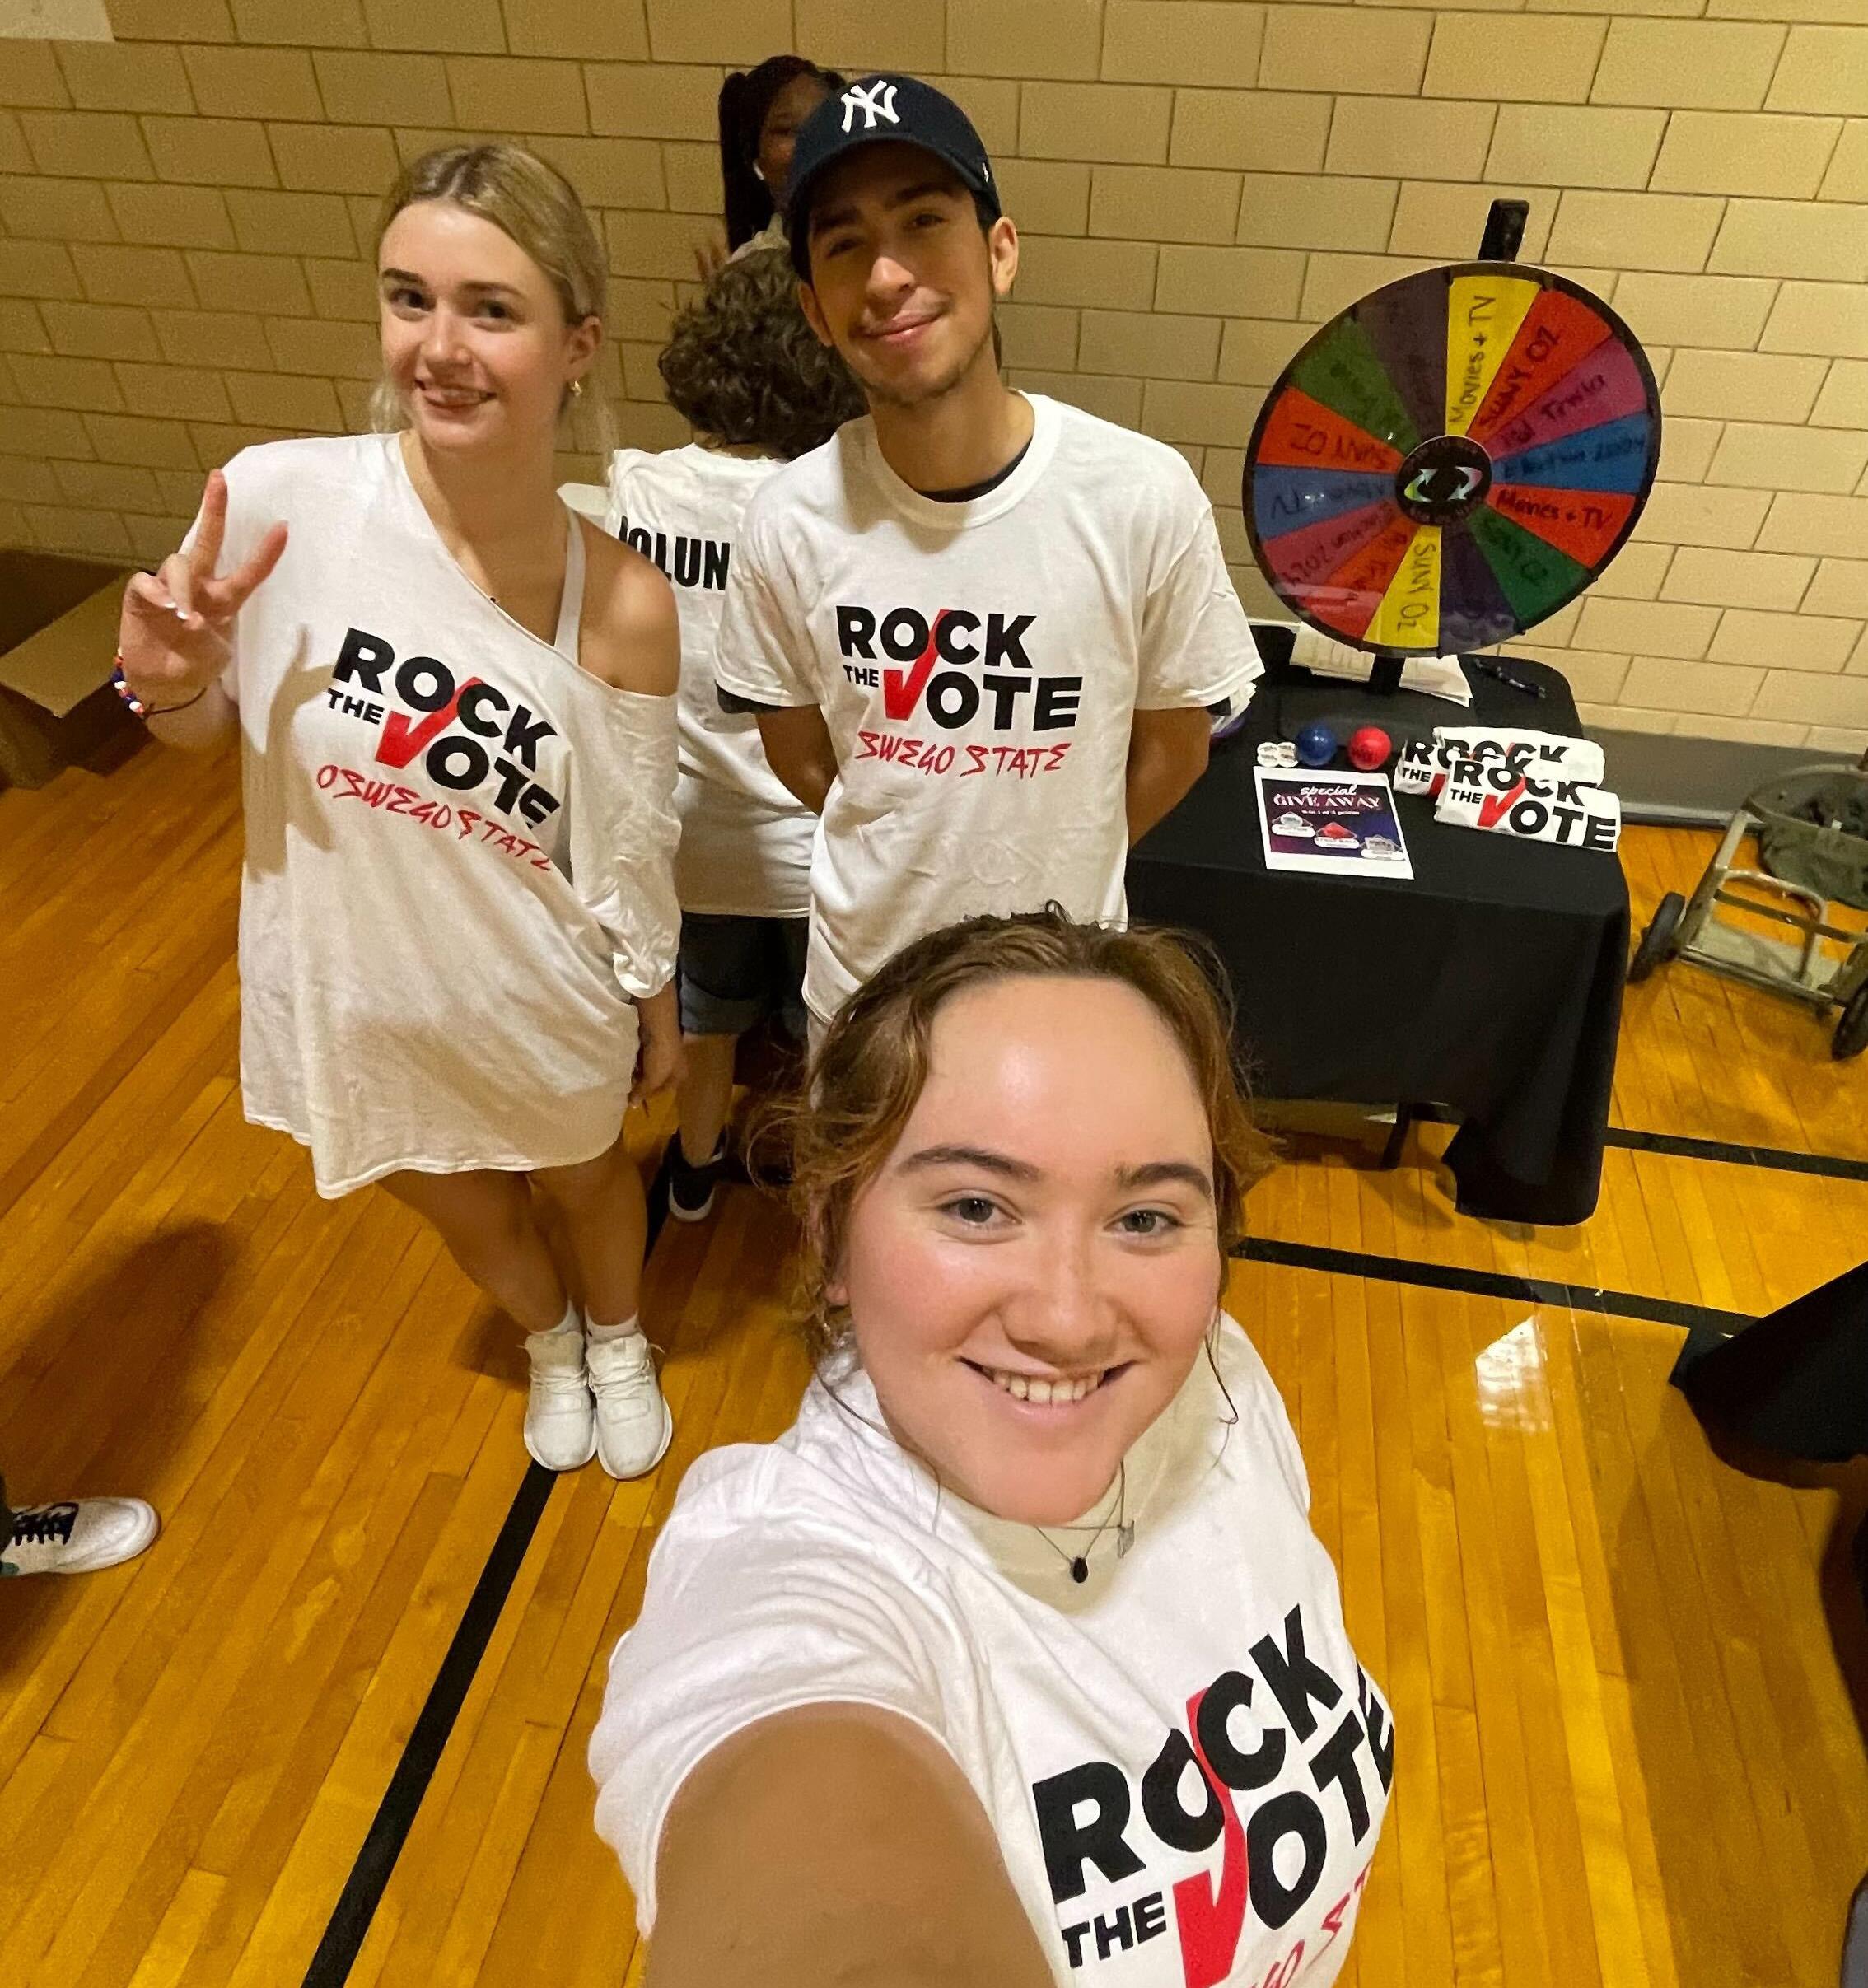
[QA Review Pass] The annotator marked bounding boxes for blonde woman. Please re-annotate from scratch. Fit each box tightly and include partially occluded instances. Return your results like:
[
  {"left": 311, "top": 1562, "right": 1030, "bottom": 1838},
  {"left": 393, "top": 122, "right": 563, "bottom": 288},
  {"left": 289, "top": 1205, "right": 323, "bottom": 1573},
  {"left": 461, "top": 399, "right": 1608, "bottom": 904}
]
[{"left": 114, "top": 146, "right": 682, "bottom": 1479}]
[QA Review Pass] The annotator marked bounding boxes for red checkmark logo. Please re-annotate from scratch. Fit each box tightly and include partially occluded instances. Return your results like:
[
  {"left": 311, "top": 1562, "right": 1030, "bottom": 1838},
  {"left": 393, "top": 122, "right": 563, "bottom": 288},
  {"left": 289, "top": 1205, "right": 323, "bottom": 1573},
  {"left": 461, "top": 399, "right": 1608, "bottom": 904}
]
[
  {"left": 1171, "top": 1687, "right": 1249, "bottom": 1988},
  {"left": 376, "top": 677, "right": 482, "bottom": 769},
  {"left": 882, "top": 612, "right": 950, "bottom": 722}
]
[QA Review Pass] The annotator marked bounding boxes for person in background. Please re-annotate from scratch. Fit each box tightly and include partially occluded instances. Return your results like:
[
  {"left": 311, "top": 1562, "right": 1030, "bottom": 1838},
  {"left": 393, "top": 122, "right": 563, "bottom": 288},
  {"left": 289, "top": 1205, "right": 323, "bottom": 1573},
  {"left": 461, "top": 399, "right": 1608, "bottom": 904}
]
[
  {"left": 113, "top": 145, "right": 682, "bottom": 1482},
  {"left": 589, "top": 908, "right": 1392, "bottom": 1986},
  {"left": 714, "top": 75, "right": 1263, "bottom": 1047},
  {"left": 697, "top": 54, "right": 846, "bottom": 277},
  {"left": 1, "top": 1476, "right": 157, "bottom": 1577},
  {"left": 607, "top": 249, "right": 866, "bottom": 1220}
]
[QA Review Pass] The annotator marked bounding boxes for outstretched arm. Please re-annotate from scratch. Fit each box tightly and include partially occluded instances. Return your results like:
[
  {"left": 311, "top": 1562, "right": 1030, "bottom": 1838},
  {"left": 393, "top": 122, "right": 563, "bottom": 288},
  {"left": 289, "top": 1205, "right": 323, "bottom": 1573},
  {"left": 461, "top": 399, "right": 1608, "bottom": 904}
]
[{"left": 647, "top": 1702, "right": 1055, "bottom": 1988}]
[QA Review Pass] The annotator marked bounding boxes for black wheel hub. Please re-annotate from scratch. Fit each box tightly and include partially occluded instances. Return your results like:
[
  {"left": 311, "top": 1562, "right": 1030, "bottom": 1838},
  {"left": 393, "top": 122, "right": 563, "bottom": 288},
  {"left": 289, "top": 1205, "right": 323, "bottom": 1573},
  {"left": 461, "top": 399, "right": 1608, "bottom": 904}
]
[{"left": 1394, "top": 433, "right": 1493, "bottom": 526}]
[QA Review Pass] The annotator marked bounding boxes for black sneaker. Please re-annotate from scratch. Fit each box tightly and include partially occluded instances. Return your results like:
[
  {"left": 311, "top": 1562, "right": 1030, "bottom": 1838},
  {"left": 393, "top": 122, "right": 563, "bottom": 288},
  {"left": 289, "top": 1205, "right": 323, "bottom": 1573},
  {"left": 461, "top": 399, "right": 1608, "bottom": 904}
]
[{"left": 666, "top": 1139, "right": 726, "bottom": 1223}]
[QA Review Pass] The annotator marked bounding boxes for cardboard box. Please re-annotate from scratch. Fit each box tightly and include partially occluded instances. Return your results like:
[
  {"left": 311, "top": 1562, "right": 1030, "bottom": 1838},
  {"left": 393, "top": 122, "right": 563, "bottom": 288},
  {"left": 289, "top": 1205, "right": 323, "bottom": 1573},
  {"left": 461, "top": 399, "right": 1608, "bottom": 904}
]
[{"left": 0, "top": 553, "right": 139, "bottom": 791}]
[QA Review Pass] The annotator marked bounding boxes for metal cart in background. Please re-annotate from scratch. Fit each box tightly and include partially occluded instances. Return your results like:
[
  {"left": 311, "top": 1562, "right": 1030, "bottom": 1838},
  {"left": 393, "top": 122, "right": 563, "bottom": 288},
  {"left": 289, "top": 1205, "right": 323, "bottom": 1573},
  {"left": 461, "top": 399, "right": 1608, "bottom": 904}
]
[{"left": 1628, "top": 757, "right": 1868, "bottom": 1061}]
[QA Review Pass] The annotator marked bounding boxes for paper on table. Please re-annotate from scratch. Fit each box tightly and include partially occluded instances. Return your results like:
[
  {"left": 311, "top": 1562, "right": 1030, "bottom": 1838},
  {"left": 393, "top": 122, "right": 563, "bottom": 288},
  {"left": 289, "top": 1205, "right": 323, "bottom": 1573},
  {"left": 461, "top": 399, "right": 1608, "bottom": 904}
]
[
  {"left": 1287, "top": 624, "right": 1473, "bottom": 707},
  {"left": 1254, "top": 767, "right": 1415, "bottom": 881}
]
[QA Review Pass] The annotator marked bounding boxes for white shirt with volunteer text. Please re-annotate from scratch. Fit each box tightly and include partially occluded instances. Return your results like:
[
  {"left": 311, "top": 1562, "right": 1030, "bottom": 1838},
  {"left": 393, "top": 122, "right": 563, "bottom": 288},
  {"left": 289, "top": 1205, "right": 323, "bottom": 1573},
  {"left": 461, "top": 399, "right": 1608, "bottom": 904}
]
[
  {"left": 211, "top": 433, "right": 679, "bottom": 1196},
  {"left": 589, "top": 1318, "right": 1392, "bottom": 1986},
  {"left": 713, "top": 394, "right": 1263, "bottom": 1019},
  {"left": 605, "top": 443, "right": 815, "bottom": 919}
]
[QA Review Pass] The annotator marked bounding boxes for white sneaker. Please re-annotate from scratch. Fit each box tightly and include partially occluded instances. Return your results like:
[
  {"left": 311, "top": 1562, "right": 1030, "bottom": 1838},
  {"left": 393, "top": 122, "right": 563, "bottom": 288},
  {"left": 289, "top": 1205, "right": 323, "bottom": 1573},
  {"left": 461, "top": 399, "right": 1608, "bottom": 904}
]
[
  {"left": 524, "top": 1322, "right": 597, "bottom": 1472},
  {"left": 2, "top": 1497, "right": 158, "bottom": 1576},
  {"left": 586, "top": 1332, "right": 673, "bottom": 1479}
]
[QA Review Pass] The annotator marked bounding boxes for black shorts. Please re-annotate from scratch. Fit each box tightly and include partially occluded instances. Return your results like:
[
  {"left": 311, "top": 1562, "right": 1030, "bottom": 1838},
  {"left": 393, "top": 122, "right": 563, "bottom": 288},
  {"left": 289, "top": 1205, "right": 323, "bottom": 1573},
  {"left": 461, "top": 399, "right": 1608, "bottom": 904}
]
[{"left": 678, "top": 912, "right": 809, "bottom": 1040}]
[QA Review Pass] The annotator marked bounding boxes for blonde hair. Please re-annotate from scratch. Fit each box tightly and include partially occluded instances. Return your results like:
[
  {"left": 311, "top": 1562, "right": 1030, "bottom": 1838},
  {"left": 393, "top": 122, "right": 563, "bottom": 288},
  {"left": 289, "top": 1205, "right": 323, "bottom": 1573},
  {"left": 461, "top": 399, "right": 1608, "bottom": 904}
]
[
  {"left": 758, "top": 908, "right": 1277, "bottom": 1367},
  {"left": 367, "top": 142, "right": 613, "bottom": 446}
]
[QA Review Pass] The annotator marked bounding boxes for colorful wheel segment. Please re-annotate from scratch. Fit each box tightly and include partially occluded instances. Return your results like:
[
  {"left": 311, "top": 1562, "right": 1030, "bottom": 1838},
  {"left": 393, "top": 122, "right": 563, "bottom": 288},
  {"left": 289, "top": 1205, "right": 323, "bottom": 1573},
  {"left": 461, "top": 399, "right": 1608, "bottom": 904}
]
[{"left": 1244, "top": 264, "right": 1660, "bottom": 656}]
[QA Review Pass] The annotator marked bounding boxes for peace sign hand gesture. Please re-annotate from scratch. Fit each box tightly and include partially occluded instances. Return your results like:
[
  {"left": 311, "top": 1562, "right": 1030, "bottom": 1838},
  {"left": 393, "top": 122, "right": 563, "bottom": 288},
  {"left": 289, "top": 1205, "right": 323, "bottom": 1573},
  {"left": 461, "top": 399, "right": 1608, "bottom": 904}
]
[{"left": 118, "top": 468, "right": 288, "bottom": 707}]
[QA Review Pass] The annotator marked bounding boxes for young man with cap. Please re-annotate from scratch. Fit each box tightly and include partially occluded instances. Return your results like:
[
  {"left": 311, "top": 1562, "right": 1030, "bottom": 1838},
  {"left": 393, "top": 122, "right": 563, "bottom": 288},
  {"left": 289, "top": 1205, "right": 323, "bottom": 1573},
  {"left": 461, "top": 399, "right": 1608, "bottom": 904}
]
[{"left": 713, "top": 73, "right": 1263, "bottom": 1033}]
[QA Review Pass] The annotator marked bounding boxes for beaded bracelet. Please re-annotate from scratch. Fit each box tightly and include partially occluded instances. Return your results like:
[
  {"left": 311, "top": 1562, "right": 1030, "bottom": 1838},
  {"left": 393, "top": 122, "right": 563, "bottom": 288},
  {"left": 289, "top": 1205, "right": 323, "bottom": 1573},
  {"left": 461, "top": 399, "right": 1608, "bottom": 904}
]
[{"left": 112, "top": 656, "right": 207, "bottom": 721}]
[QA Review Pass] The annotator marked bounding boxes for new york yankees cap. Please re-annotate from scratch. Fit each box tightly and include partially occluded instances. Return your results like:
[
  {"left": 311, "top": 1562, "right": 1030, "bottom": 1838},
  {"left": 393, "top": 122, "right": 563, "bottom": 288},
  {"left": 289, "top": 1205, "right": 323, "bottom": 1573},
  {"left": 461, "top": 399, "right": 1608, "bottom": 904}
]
[{"left": 786, "top": 73, "right": 1001, "bottom": 277}]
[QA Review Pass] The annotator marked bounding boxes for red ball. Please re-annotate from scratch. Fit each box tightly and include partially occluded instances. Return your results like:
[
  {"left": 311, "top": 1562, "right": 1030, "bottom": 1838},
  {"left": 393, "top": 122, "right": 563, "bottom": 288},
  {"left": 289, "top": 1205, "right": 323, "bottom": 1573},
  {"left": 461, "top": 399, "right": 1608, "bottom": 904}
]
[{"left": 1348, "top": 725, "right": 1392, "bottom": 771}]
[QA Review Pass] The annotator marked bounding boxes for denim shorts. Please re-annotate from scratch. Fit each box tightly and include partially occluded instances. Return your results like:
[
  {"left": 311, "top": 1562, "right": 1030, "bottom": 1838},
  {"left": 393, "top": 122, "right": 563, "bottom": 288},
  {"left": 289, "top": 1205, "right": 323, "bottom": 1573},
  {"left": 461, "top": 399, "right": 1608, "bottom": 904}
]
[{"left": 678, "top": 912, "right": 809, "bottom": 1040}]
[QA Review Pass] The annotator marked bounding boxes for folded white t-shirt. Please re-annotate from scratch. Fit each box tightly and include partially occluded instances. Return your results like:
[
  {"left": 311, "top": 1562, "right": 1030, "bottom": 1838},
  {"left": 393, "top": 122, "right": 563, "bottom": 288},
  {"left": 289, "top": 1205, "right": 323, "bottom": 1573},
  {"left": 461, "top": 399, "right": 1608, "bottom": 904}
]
[
  {"left": 714, "top": 395, "right": 1264, "bottom": 1018},
  {"left": 589, "top": 1318, "right": 1392, "bottom": 1986},
  {"left": 607, "top": 443, "right": 814, "bottom": 919}
]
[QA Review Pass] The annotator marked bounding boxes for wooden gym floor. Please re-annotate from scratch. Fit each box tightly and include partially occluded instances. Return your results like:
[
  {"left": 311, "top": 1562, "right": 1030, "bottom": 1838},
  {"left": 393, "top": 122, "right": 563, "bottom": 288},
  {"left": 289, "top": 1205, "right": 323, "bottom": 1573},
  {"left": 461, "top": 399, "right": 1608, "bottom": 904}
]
[{"left": 2, "top": 733, "right": 1865, "bottom": 1988}]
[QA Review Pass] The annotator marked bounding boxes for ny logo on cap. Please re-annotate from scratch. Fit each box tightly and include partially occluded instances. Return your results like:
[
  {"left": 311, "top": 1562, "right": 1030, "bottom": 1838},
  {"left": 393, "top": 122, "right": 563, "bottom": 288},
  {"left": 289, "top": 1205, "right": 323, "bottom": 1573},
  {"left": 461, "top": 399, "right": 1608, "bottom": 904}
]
[{"left": 841, "top": 80, "right": 900, "bottom": 131}]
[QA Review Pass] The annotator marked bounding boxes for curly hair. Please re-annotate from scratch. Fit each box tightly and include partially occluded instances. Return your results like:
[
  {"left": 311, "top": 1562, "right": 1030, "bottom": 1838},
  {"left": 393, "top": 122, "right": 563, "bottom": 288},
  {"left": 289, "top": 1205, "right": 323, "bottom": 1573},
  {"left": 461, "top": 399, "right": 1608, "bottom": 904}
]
[
  {"left": 758, "top": 908, "right": 1278, "bottom": 1368},
  {"left": 657, "top": 246, "right": 866, "bottom": 460}
]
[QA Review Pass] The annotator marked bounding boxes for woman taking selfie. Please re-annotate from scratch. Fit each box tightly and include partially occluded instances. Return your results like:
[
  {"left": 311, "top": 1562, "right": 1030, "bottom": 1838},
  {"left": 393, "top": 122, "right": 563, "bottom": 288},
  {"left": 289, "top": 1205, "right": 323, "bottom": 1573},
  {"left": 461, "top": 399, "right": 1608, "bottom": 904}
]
[
  {"left": 590, "top": 910, "right": 1393, "bottom": 1985},
  {"left": 114, "top": 145, "right": 682, "bottom": 1482}
]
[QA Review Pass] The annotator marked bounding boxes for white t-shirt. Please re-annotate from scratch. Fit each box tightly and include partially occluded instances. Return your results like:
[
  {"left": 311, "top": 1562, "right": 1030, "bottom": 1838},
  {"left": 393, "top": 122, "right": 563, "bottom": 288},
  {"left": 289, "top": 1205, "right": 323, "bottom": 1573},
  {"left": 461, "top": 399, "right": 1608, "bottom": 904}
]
[
  {"left": 605, "top": 443, "right": 815, "bottom": 919},
  {"left": 729, "top": 212, "right": 788, "bottom": 262},
  {"left": 589, "top": 1318, "right": 1392, "bottom": 1986},
  {"left": 212, "top": 432, "right": 679, "bottom": 1197},
  {"left": 714, "top": 394, "right": 1265, "bottom": 1020}
]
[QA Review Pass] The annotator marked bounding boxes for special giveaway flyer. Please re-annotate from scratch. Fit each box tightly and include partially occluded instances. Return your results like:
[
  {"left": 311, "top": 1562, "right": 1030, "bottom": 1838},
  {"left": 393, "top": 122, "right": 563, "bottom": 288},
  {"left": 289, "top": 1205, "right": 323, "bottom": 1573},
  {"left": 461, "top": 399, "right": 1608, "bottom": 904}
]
[{"left": 1254, "top": 768, "right": 1414, "bottom": 880}]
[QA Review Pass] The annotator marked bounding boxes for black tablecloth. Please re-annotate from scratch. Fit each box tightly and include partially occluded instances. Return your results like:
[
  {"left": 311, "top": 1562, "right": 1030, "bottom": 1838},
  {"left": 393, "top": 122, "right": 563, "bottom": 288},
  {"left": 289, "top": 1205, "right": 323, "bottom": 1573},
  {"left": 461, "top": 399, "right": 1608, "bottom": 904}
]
[{"left": 1128, "top": 633, "right": 1629, "bottom": 1225}]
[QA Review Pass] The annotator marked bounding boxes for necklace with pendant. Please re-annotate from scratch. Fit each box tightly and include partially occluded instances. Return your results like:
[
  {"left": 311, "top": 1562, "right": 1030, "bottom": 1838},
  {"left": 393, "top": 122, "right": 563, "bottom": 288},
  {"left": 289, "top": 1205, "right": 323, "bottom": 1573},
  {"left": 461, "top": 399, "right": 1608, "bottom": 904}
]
[{"left": 1032, "top": 1462, "right": 1133, "bottom": 1584}]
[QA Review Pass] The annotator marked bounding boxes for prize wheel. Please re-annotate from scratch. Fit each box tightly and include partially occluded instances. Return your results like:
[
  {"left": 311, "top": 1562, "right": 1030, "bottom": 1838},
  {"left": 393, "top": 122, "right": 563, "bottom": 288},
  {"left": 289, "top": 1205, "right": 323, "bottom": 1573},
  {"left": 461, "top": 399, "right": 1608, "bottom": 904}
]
[{"left": 1243, "top": 263, "right": 1660, "bottom": 655}]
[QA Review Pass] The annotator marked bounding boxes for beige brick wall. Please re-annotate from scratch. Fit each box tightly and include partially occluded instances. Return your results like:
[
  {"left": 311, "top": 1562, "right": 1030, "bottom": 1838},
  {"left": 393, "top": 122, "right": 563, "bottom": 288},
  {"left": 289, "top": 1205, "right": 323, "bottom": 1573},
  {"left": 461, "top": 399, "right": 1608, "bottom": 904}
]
[{"left": 3, "top": 0, "right": 1866, "bottom": 746}]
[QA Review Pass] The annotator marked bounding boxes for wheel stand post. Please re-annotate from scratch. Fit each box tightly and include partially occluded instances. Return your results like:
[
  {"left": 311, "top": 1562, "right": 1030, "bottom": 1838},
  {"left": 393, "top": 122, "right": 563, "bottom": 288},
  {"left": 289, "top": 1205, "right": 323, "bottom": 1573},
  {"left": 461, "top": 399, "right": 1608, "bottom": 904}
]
[{"left": 1478, "top": 199, "right": 1529, "bottom": 261}]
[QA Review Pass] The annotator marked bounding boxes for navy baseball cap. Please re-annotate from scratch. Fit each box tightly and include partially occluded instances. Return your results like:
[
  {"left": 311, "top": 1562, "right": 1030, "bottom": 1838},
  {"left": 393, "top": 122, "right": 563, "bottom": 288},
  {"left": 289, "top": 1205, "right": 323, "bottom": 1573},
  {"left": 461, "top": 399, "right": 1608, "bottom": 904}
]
[{"left": 786, "top": 73, "right": 1001, "bottom": 277}]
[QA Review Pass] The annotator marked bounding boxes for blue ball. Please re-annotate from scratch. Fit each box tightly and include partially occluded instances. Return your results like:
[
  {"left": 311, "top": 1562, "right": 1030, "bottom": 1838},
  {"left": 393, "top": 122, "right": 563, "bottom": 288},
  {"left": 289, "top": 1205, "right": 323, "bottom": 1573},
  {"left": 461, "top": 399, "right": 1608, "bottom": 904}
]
[{"left": 1295, "top": 722, "right": 1338, "bottom": 768}]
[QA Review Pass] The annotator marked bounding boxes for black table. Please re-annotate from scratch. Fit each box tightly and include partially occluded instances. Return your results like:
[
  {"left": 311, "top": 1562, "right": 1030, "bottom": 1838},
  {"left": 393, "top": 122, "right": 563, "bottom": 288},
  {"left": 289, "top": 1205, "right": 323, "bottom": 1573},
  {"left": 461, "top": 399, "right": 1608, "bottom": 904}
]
[{"left": 1128, "top": 632, "right": 1628, "bottom": 1225}]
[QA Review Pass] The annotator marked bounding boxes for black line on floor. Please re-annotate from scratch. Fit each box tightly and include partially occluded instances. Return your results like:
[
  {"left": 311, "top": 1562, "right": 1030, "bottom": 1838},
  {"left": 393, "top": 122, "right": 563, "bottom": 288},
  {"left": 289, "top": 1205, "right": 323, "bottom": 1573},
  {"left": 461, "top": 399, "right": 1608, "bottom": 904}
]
[
  {"left": 300, "top": 1458, "right": 555, "bottom": 1988},
  {"left": 303, "top": 1190, "right": 671, "bottom": 1988},
  {"left": 1235, "top": 1235, "right": 1755, "bottom": 1337},
  {"left": 1604, "top": 1126, "right": 1868, "bottom": 1184}
]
